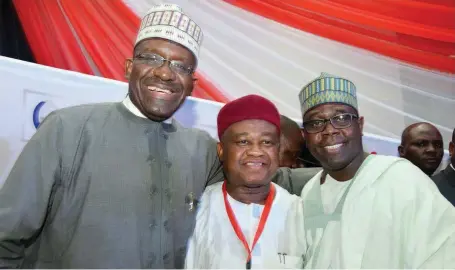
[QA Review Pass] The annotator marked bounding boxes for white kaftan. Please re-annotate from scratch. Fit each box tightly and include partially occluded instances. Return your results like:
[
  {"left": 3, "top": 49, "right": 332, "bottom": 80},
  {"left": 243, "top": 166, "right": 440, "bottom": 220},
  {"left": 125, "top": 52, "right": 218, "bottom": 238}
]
[
  {"left": 185, "top": 182, "right": 306, "bottom": 269},
  {"left": 296, "top": 154, "right": 455, "bottom": 269}
]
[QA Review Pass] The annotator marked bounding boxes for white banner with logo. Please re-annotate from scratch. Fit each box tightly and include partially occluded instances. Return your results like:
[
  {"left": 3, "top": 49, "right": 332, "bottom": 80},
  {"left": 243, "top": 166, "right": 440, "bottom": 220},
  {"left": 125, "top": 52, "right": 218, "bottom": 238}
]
[{"left": 0, "top": 57, "right": 448, "bottom": 185}]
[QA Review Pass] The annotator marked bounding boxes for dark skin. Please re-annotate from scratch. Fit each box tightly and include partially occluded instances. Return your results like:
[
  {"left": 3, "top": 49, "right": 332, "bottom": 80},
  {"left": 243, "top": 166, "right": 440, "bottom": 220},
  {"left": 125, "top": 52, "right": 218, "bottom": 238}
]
[
  {"left": 450, "top": 129, "right": 455, "bottom": 167},
  {"left": 279, "top": 115, "right": 304, "bottom": 168},
  {"left": 124, "top": 38, "right": 196, "bottom": 122},
  {"left": 217, "top": 119, "right": 280, "bottom": 205},
  {"left": 398, "top": 122, "right": 444, "bottom": 176},
  {"left": 303, "top": 103, "right": 366, "bottom": 182}
]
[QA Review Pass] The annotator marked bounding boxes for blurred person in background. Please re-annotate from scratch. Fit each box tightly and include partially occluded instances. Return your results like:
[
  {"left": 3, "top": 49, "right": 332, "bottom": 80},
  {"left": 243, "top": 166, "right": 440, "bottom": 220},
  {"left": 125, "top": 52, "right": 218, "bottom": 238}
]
[
  {"left": 398, "top": 122, "right": 444, "bottom": 176},
  {"left": 272, "top": 116, "right": 321, "bottom": 195},
  {"left": 279, "top": 115, "right": 304, "bottom": 168},
  {"left": 432, "top": 128, "right": 455, "bottom": 206}
]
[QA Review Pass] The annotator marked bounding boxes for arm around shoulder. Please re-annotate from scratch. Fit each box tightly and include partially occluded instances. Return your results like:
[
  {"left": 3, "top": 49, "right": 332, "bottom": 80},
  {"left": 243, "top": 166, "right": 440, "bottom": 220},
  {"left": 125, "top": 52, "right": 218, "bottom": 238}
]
[
  {"left": 273, "top": 167, "right": 322, "bottom": 195},
  {"left": 203, "top": 134, "right": 224, "bottom": 187},
  {"left": 0, "top": 112, "right": 65, "bottom": 268}
]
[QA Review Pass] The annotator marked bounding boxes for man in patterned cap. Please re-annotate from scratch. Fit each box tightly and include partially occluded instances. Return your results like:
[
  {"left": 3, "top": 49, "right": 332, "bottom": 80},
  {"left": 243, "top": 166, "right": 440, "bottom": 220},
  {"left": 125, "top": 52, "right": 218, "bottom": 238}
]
[
  {"left": 0, "top": 4, "right": 222, "bottom": 268},
  {"left": 291, "top": 73, "right": 455, "bottom": 268},
  {"left": 186, "top": 95, "right": 306, "bottom": 269}
]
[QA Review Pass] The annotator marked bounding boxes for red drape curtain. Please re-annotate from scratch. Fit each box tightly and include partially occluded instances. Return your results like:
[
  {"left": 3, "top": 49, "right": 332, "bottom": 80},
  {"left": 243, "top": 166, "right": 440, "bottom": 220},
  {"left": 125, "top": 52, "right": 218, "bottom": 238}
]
[
  {"left": 224, "top": 0, "right": 455, "bottom": 74},
  {"left": 12, "top": 0, "right": 94, "bottom": 74},
  {"left": 13, "top": 0, "right": 229, "bottom": 103}
]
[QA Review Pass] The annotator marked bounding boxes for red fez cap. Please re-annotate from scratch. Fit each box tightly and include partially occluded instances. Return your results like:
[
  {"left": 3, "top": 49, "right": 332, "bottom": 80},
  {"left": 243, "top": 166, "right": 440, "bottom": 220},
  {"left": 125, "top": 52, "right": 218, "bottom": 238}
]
[{"left": 217, "top": 94, "right": 281, "bottom": 139}]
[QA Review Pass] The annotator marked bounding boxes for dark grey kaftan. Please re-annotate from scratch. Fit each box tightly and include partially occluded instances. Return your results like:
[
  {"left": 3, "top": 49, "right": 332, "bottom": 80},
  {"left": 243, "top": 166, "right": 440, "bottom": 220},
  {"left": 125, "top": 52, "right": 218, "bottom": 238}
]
[{"left": 0, "top": 102, "right": 223, "bottom": 268}]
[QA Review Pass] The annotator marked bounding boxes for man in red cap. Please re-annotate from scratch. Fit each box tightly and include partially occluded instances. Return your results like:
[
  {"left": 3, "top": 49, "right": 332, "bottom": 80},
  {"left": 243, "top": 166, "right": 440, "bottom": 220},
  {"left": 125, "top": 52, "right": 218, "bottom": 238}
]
[{"left": 185, "top": 95, "right": 306, "bottom": 269}]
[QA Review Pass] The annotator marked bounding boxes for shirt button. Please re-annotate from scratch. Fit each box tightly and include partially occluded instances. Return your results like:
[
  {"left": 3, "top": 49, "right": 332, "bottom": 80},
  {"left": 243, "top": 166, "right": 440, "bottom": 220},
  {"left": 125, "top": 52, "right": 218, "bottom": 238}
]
[
  {"left": 164, "top": 188, "right": 171, "bottom": 200},
  {"left": 147, "top": 253, "right": 156, "bottom": 267},
  {"left": 163, "top": 253, "right": 170, "bottom": 264},
  {"left": 150, "top": 185, "right": 158, "bottom": 196},
  {"left": 164, "top": 160, "right": 172, "bottom": 168},
  {"left": 163, "top": 220, "right": 170, "bottom": 232},
  {"left": 149, "top": 219, "right": 157, "bottom": 229}
]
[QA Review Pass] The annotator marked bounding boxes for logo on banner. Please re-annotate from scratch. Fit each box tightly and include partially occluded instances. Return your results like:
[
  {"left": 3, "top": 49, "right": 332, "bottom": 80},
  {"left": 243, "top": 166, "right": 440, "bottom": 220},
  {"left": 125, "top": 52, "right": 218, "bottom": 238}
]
[
  {"left": 32, "top": 100, "right": 57, "bottom": 128},
  {"left": 22, "top": 89, "right": 60, "bottom": 141}
]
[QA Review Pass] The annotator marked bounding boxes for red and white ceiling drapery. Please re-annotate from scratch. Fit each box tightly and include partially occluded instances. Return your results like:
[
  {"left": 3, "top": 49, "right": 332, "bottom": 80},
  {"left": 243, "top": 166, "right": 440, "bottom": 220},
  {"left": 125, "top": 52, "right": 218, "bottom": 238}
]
[
  {"left": 12, "top": 0, "right": 455, "bottom": 142},
  {"left": 12, "top": 0, "right": 229, "bottom": 103},
  {"left": 225, "top": 0, "right": 455, "bottom": 74},
  {"left": 123, "top": 0, "right": 455, "bottom": 143}
]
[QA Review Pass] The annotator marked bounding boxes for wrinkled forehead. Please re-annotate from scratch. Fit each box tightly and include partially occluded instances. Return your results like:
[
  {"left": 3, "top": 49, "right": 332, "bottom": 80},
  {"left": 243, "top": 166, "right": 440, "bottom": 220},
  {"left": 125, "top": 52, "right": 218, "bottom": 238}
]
[{"left": 303, "top": 103, "right": 357, "bottom": 120}]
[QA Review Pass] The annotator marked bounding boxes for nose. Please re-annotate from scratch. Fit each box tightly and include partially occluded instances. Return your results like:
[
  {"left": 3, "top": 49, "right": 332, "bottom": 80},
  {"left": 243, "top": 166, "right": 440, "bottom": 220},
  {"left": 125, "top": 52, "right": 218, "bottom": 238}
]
[
  {"left": 426, "top": 143, "right": 437, "bottom": 153},
  {"left": 321, "top": 121, "right": 340, "bottom": 135},
  {"left": 425, "top": 143, "right": 439, "bottom": 154},
  {"left": 246, "top": 143, "right": 265, "bottom": 157},
  {"left": 152, "top": 61, "right": 176, "bottom": 81}
]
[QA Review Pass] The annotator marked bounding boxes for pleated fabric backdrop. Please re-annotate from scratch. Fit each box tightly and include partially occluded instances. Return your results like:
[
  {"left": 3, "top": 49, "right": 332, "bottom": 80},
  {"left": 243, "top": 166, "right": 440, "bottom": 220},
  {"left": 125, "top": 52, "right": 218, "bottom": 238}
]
[
  {"left": 12, "top": 0, "right": 455, "bottom": 142},
  {"left": 225, "top": 0, "right": 455, "bottom": 73},
  {"left": 12, "top": 0, "right": 229, "bottom": 102}
]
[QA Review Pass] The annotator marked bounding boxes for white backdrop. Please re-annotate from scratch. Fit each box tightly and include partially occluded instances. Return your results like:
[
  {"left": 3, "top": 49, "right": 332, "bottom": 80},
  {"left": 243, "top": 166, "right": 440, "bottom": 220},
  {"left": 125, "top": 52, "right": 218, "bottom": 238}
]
[
  {"left": 0, "top": 56, "right": 449, "bottom": 185},
  {"left": 124, "top": 0, "right": 455, "bottom": 144}
]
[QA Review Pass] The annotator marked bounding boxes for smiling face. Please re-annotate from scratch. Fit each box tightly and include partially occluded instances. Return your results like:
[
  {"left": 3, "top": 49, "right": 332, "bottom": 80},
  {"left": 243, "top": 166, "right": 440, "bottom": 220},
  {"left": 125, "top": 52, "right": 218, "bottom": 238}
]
[
  {"left": 124, "top": 38, "right": 196, "bottom": 122},
  {"left": 217, "top": 119, "right": 280, "bottom": 187},
  {"left": 303, "top": 103, "right": 364, "bottom": 172}
]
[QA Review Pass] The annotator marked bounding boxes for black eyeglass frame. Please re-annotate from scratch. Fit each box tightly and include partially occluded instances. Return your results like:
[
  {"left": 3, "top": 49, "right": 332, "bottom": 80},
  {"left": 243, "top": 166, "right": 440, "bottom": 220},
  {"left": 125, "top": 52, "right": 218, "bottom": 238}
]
[{"left": 302, "top": 113, "right": 359, "bottom": 134}]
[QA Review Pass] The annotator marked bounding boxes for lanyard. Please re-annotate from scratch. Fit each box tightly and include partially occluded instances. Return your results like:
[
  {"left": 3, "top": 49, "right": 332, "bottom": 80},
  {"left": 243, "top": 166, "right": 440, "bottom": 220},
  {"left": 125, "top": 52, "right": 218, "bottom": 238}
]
[{"left": 222, "top": 181, "right": 276, "bottom": 269}]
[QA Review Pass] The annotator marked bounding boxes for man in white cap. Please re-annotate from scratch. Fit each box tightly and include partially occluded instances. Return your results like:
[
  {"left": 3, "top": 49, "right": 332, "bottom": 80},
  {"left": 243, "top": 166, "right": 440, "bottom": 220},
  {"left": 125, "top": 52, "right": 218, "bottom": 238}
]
[{"left": 0, "top": 4, "right": 223, "bottom": 268}]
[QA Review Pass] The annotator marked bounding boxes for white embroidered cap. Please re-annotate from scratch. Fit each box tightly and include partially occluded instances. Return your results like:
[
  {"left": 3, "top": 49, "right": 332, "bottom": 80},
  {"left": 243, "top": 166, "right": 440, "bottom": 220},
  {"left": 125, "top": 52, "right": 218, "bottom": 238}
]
[{"left": 135, "top": 3, "right": 203, "bottom": 62}]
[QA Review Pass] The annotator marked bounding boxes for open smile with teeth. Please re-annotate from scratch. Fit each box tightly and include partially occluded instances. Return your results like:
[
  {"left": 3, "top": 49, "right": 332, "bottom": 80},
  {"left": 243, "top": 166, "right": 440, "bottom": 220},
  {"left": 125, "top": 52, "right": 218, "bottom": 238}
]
[
  {"left": 324, "top": 143, "right": 343, "bottom": 150},
  {"left": 147, "top": 86, "right": 174, "bottom": 94},
  {"left": 245, "top": 162, "right": 265, "bottom": 167},
  {"left": 324, "top": 143, "right": 343, "bottom": 149}
]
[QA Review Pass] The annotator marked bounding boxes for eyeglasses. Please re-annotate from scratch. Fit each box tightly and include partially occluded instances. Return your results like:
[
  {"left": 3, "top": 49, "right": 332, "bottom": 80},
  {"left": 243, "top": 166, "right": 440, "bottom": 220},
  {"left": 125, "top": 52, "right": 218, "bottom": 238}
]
[
  {"left": 302, "top": 113, "right": 358, "bottom": 134},
  {"left": 133, "top": 53, "right": 194, "bottom": 76}
]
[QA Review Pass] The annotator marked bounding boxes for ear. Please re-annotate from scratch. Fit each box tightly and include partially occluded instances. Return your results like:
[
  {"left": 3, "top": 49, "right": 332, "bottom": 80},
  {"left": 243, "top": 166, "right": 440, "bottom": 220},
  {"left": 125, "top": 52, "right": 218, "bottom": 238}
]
[
  {"left": 449, "top": 141, "right": 454, "bottom": 157},
  {"left": 189, "top": 76, "right": 198, "bottom": 95},
  {"left": 358, "top": 116, "right": 364, "bottom": 136},
  {"left": 216, "top": 142, "right": 224, "bottom": 162},
  {"left": 398, "top": 145, "right": 405, "bottom": 157},
  {"left": 124, "top": 58, "right": 133, "bottom": 80}
]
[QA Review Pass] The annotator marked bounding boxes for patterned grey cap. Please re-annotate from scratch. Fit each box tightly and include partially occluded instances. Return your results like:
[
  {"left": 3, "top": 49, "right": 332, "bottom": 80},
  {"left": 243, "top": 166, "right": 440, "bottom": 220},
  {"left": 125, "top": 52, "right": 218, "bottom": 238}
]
[{"left": 135, "top": 3, "right": 203, "bottom": 60}]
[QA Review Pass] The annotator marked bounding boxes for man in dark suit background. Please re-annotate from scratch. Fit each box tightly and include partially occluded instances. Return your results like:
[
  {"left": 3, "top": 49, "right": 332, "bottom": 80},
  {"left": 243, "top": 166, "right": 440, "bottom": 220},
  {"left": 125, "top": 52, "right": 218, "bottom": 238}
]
[{"left": 432, "top": 128, "right": 455, "bottom": 206}]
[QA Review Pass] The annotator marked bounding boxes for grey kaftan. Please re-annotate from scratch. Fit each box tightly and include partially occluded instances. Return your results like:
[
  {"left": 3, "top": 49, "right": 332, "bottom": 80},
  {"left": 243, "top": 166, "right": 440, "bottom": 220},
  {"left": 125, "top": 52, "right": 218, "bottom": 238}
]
[{"left": 0, "top": 102, "right": 223, "bottom": 268}]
